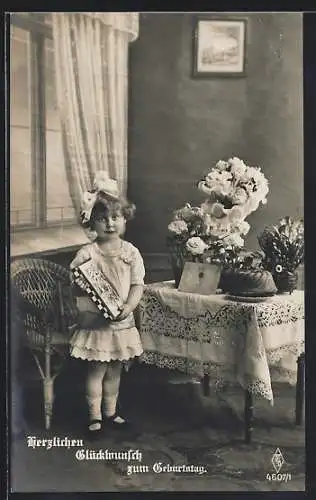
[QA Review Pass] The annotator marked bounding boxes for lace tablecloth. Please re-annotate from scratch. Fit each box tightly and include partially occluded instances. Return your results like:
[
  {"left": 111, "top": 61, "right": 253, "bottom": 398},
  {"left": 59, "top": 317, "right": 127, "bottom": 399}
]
[{"left": 138, "top": 281, "right": 305, "bottom": 403}]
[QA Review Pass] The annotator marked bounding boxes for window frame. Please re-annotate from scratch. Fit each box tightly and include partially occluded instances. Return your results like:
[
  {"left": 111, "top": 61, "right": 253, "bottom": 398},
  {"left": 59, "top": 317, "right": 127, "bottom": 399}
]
[{"left": 10, "top": 13, "right": 76, "bottom": 232}]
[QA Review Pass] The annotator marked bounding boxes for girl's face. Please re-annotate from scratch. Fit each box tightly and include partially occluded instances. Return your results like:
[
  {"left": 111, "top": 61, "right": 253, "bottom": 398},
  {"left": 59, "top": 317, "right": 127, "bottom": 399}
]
[{"left": 93, "top": 209, "right": 126, "bottom": 241}]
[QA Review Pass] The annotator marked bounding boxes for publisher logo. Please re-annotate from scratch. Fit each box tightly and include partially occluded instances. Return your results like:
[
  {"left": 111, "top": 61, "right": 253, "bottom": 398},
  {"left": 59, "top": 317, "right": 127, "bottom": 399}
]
[{"left": 271, "top": 448, "right": 285, "bottom": 473}]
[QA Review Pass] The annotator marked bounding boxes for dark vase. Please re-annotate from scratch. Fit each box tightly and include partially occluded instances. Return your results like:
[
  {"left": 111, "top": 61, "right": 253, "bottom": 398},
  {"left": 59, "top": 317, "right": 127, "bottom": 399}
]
[
  {"left": 170, "top": 256, "right": 184, "bottom": 288},
  {"left": 273, "top": 270, "right": 298, "bottom": 294},
  {"left": 172, "top": 264, "right": 183, "bottom": 288},
  {"left": 218, "top": 270, "right": 236, "bottom": 293}
]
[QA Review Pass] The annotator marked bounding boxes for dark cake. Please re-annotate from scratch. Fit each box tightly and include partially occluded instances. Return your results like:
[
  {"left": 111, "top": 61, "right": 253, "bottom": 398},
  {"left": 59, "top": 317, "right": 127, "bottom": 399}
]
[{"left": 229, "top": 270, "right": 277, "bottom": 296}]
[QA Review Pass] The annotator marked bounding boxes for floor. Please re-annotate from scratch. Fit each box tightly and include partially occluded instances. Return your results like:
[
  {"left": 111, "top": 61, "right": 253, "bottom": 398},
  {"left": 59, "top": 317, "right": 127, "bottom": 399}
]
[{"left": 10, "top": 356, "right": 305, "bottom": 493}]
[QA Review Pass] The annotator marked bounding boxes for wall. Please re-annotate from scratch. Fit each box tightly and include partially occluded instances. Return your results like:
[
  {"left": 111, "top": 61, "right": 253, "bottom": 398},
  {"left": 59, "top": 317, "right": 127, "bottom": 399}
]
[{"left": 127, "top": 13, "right": 303, "bottom": 279}]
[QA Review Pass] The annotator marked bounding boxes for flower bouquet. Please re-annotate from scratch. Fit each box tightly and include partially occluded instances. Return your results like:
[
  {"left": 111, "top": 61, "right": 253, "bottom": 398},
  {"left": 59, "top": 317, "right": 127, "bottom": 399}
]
[
  {"left": 258, "top": 216, "right": 304, "bottom": 293},
  {"left": 197, "top": 156, "right": 269, "bottom": 228},
  {"left": 167, "top": 157, "right": 269, "bottom": 289},
  {"left": 166, "top": 204, "right": 211, "bottom": 286}
]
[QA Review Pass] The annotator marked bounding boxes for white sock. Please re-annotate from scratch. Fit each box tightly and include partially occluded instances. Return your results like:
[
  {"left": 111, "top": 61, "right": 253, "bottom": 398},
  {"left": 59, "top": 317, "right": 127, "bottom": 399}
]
[
  {"left": 103, "top": 395, "right": 118, "bottom": 418},
  {"left": 86, "top": 395, "right": 102, "bottom": 430},
  {"left": 102, "top": 361, "right": 122, "bottom": 419},
  {"left": 103, "top": 395, "right": 126, "bottom": 423}
]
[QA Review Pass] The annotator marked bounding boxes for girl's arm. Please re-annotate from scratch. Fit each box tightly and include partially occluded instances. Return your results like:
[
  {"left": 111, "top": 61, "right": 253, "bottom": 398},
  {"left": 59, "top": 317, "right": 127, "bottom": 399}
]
[
  {"left": 115, "top": 284, "right": 144, "bottom": 321},
  {"left": 70, "top": 245, "right": 90, "bottom": 270},
  {"left": 69, "top": 245, "right": 91, "bottom": 294}
]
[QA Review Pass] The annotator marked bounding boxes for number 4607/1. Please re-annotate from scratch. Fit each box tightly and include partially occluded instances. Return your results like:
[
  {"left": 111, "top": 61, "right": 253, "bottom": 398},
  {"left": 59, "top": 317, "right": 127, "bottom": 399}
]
[{"left": 266, "top": 473, "right": 292, "bottom": 482}]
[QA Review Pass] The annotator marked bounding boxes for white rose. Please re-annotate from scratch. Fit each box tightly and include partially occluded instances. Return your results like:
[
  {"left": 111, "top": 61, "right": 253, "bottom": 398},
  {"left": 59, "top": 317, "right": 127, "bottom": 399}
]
[
  {"left": 248, "top": 166, "right": 263, "bottom": 182},
  {"left": 199, "top": 169, "right": 233, "bottom": 197},
  {"left": 206, "top": 171, "right": 232, "bottom": 194},
  {"left": 219, "top": 170, "right": 234, "bottom": 182},
  {"left": 218, "top": 181, "right": 233, "bottom": 196},
  {"left": 237, "top": 220, "right": 251, "bottom": 235},
  {"left": 197, "top": 181, "right": 214, "bottom": 196},
  {"left": 261, "top": 196, "right": 268, "bottom": 205},
  {"left": 215, "top": 160, "right": 228, "bottom": 171},
  {"left": 245, "top": 166, "right": 257, "bottom": 178},
  {"left": 231, "top": 187, "right": 249, "bottom": 205},
  {"left": 210, "top": 225, "right": 231, "bottom": 238},
  {"left": 257, "top": 181, "right": 269, "bottom": 204},
  {"left": 206, "top": 170, "right": 222, "bottom": 182},
  {"left": 239, "top": 172, "right": 252, "bottom": 183},
  {"left": 175, "top": 203, "right": 193, "bottom": 220},
  {"left": 227, "top": 205, "right": 243, "bottom": 223},
  {"left": 168, "top": 220, "right": 188, "bottom": 235},
  {"left": 229, "top": 157, "right": 247, "bottom": 177},
  {"left": 186, "top": 237, "right": 208, "bottom": 255},
  {"left": 223, "top": 233, "right": 244, "bottom": 247},
  {"left": 246, "top": 197, "right": 260, "bottom": 214},
  {"left": 210, "top": 203, "right": 228, "bottom": 219}
]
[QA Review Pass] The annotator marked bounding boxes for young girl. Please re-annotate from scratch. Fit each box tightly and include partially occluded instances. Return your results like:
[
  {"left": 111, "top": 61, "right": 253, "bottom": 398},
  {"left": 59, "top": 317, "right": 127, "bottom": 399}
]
[{"left": 69, "top": 175, "right": 145, "bottom": 436}]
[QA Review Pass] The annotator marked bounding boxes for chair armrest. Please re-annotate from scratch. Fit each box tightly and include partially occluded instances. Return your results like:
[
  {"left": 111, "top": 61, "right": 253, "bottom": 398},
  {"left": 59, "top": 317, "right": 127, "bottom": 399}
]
[{"left": 51, "top": 331, "right": 72, "bottom": 345}]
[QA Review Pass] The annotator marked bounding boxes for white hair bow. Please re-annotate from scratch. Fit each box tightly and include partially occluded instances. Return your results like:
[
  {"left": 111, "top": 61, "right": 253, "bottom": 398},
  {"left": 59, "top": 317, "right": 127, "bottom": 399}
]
[{"left": 80, "top": 172, "right": 120, "bottom": 224}]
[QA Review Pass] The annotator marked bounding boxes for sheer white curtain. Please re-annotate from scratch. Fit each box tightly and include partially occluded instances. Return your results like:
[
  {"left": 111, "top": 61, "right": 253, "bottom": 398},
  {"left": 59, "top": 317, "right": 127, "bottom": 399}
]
[{"left": 51, "top": 12, "right": 139, "bottom": 216}]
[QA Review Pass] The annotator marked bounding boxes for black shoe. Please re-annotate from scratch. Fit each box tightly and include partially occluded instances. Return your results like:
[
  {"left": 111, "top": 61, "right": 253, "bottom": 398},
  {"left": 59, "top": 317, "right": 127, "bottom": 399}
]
[
  {"left": 85, "top": 419, "right": 103, "bottom": 439},
  {"left": 104, "top": 414, "right": 131, "bottom": 430}
]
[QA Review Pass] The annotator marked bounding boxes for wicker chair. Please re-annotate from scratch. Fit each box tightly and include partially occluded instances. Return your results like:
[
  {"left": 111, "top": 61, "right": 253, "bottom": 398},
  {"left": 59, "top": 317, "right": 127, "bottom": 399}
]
[{"left": 11, "top": 258, "right": 78, "bottom": 430}]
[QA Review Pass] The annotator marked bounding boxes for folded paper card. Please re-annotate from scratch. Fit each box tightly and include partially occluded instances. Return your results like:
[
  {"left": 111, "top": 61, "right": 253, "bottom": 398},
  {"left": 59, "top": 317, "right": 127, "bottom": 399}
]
[
  {"left": 72, "top": 259, "right": 123, "bottom": 320},
  {"left": 178, "top": 262, "right": 221, "bottom": 295}
]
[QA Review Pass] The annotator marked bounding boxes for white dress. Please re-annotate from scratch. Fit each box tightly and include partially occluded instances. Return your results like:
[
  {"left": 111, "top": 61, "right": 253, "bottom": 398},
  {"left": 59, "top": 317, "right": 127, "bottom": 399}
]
[{"left": 69, "top": 240, "right": 145, "bottom": 362}]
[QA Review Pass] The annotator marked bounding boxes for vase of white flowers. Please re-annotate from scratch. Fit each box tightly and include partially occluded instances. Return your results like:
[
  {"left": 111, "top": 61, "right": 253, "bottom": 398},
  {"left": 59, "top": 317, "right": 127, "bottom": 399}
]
[
  {"left": 197, "top": 156, "right": 269, "bottom": 230},
  {"left": 258, "top": 216, "right": 304, "bottom": 294},
  {"left": 167, "top": 205, "right": 210, "bottom": 287},
  {"left": 167, "top": 157, "right": 269, "bottom": 290}
]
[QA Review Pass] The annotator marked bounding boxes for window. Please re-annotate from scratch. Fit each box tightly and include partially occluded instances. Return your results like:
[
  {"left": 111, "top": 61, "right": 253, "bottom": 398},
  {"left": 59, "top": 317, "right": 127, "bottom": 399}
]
[
  {"left": 10, "top": 26, "right": 33, "bottom": 226},
  {"left": 10, "top": 14, "right": 76, "bottom": 230}
]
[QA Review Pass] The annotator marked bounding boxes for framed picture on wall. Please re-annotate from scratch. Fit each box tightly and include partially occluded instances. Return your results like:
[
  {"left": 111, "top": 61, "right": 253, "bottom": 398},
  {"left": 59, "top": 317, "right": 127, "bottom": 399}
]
[{"left": 193, "top": 17, "right": 247, "bottom": 77}]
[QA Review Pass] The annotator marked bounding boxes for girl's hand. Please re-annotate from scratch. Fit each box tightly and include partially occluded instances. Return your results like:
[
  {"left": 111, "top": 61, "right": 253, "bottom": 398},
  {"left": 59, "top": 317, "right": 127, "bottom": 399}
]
[{"left": 115, "top": 303, "right": 133, "bottom": 321}]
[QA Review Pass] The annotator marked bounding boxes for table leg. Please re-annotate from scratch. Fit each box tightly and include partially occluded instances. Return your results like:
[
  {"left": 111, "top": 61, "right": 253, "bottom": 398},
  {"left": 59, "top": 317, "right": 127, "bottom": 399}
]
[
  {"left": 295, "top": 353, "right": 305, "bottom": 426},
  {"left": 44, "top": 329, "right": 53, "bottom": 430},
  {"left": 244, "top": 390, "right": 253, "bottom": 444},
  {"left": 202, "top": 374, "right": 210, "bottom": 396}
]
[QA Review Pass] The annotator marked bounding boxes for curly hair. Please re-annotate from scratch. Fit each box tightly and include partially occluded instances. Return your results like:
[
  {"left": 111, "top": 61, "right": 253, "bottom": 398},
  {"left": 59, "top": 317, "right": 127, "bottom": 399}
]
[{"left": 84, "top": 193, "right": 136, "bottom": 230}]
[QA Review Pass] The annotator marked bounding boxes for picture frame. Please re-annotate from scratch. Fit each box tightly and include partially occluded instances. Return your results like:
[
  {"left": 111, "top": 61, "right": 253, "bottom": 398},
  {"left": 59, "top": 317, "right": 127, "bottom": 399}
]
[{"left": 192, "top": 17, "right": 247, "bottom": 77}]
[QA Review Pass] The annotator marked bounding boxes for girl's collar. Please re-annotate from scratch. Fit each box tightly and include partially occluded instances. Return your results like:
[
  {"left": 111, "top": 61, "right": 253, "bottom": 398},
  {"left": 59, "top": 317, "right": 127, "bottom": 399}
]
[
  {"left": 94, "top": 239, "right": 123, "bottom": 257},
  {"left": 92, "top": 240, "right": 134, "bottom": 265}
]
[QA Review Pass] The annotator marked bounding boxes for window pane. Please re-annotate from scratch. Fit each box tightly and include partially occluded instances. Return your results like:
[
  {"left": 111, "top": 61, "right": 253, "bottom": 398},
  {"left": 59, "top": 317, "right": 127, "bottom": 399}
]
[
  {"left": 46, "top": 130, "right": 76, "bottom": 222},
  {"left": 10, "top": 127, "right": 33, "bottom": 226},
  {"left": 45, "top": 38, "right": 76, "bottom": 223},
  {"left": 45, "top": 38, "right": 60, "bottom": 131},
  {"left": 10, "top": 26, "right": 33, "bottom": 227},
  {"left": 10, "top": 26, "right": 31, "bottom": 128}
]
